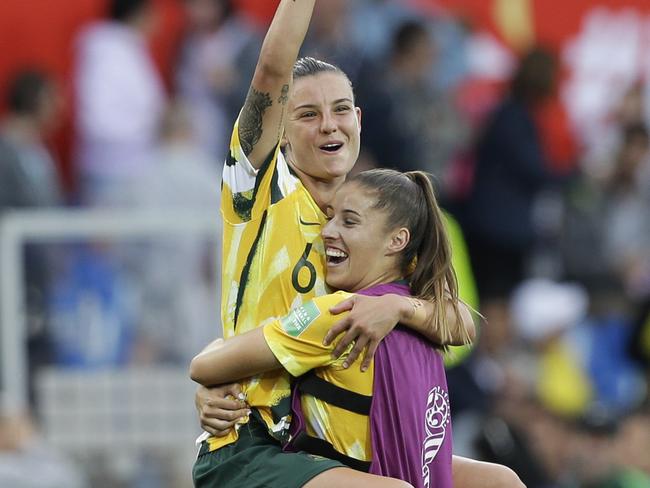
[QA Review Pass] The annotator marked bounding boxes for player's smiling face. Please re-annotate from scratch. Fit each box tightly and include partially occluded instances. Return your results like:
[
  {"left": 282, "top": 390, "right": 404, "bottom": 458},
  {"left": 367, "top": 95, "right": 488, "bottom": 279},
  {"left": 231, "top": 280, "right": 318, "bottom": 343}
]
[
  {"left": 322, "top": 182, "right": 404, "bottom": 292},
  {"left": 284, "top": 72, "right": 361, "bottom": 182}
]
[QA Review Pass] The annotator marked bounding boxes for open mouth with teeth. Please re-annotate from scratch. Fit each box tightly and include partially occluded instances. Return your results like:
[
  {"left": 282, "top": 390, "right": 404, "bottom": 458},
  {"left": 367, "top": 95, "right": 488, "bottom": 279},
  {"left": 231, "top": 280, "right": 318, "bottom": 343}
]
[
  {"left": 320, "top": 143, "right": 343, "bottom": 153},
  {"left": 326, "top": 247, "right": 348, "bottom": 265}
]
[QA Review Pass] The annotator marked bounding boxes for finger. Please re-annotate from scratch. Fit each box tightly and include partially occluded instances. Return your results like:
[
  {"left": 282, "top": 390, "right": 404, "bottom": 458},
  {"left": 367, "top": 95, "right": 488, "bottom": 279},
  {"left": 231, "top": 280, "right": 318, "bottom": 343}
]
[
  {"left": 329, "top": 297, "right": 355, "bottom": 315},
  {"left": 211, "top": 428, "right": 233, "bottom": 438},
  {"left": 343, "top": 337, "right": 369, "bottom": 369},
  {"left": 197, "top": 384, "right": 243, "bottom": 408},
  {"left": 205, "top": 397, "right": 246, "bottom": 411},
  {"left": 202, "top": 425, "right": 218, "bottom": 436},
  {"left": 323, "top": 317, "right": 352, "bottom": 346},
  {"left": 361, "top": 341, "right": 379, "bottom": 372},
  {"left": 224, "top": 382, "right": 245, "bottom": 401},
  {"left": 201, "top": 407, "right": 250, "bottom": 433},
  {"left": 204, "top": 407, "right": 250, "bottom": 422},
  {"left": 201, "top": 417, "right": 238, "bottom": 435},
  {"left": 332, "top": 327, "right": 359, "bottom": 358}
]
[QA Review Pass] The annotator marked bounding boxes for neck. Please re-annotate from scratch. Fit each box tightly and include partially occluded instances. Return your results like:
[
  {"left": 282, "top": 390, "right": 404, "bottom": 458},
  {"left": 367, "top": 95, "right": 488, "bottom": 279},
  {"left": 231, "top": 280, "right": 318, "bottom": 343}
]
[
  {"left": 353, "top": 269, "right": 404, "bottom": 293},
  {"left": 288, "top": 161, "right": 346, "bottom": 212}
]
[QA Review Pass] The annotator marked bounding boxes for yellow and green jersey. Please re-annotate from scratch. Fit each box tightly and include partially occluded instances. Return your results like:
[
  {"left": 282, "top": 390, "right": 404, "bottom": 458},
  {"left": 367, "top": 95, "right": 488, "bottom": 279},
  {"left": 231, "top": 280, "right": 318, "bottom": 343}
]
[
  {"left": 209, "top": 119, "right": 330, "bottom": 451},
  {"left": 263, "top": 291, "right": 373, "bottom": 462}
]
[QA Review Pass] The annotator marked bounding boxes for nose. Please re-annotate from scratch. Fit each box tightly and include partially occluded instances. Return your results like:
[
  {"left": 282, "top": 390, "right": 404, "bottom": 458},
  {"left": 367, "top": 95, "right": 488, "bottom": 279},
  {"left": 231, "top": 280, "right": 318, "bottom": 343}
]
[
  {"left": 321, "top": 218, "right": 337, "bottom": 240},
  {"left": 320, "top": 111, "right": 337, "bottom": 134}
]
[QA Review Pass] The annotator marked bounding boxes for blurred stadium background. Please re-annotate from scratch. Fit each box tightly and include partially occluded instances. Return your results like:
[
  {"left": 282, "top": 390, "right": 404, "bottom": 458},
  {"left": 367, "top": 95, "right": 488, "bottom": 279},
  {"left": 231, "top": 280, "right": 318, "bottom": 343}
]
[{"left": 0, "top": 0, "right": 649, "bottom": 486}]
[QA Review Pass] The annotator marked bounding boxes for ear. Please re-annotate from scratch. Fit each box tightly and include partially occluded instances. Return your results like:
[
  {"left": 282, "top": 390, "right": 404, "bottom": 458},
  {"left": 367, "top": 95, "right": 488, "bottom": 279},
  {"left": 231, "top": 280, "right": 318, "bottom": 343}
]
[
  {"left": 386, "top": 227, "right": 410, "bottom": 255},
  {"left": 355, "top": 107, "right": 362, "bottom": 132}
]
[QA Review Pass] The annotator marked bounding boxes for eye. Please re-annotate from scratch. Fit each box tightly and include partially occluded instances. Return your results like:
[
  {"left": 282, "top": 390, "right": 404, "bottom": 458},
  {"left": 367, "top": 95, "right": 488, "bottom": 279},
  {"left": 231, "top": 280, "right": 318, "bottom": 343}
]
[
  {"left": 335, "top": 105, "right": 351, "bottom": 113},
  {"left": 343, "top": 219, "right": 358, "bottom": 226},
  {"left": 300, "top": 111, "right": 317, "bottom": 118}
]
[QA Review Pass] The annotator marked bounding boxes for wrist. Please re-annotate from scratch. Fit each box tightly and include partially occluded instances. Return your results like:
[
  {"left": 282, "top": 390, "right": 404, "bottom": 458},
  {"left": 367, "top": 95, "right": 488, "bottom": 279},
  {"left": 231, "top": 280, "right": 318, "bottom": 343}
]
[{"left": 397, "top": 295, "right": 415, "bottom": 322}]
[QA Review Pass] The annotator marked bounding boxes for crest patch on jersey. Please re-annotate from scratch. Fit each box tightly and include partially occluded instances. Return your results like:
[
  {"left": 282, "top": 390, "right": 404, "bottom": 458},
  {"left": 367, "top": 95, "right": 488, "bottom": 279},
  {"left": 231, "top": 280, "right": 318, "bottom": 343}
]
[{"left": 280, "top": 301, "right": 320, "bottom": 337}]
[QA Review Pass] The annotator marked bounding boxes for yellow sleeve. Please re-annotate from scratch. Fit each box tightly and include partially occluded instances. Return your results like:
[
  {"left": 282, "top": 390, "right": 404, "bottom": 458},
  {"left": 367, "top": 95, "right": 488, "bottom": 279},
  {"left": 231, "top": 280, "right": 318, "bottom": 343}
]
[
  {"left": 221, "top": 117, "right": 282, "bottom": 223},
  {"left": 263, "top": 292, "right": 354, "bottom": 377}
]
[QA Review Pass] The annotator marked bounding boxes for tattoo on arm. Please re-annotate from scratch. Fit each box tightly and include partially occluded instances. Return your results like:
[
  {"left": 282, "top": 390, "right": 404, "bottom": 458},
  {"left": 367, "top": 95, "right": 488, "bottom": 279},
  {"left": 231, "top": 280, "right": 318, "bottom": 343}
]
[
  {"left": 275, "top": 84, "right": 290, "bottom": 142},
  {"left": 240, "top": 87, "right": 273, "bottom": 156},
  {"left": 278, "top": 84, "right": 289, "bottom": 105},
  {"left": 406, "top": 297, "right": 425, "bottom": 318}
]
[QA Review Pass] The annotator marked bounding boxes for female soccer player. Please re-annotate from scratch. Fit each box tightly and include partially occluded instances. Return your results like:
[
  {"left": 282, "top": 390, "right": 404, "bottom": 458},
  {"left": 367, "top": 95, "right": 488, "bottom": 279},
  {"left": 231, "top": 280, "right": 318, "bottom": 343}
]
[
  {"left": 194, "top": 0, "right": 523, "bottom": 486},
  {"left": 192, "top": 168, "right": 458, "bottom": 487}
]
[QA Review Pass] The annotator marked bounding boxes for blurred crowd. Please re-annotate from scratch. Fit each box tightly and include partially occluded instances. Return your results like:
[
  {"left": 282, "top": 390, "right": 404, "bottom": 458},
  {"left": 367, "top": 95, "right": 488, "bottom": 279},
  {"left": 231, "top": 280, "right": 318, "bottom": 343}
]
[{"left": 1, "top": 0, "right": 650, "bottom": 487}]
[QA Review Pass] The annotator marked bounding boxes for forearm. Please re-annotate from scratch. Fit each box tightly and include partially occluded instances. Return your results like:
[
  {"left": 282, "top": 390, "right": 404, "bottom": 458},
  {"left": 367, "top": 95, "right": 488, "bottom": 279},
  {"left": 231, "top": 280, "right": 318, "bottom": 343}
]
[
  {"left": 256, "top": 0, "right": 316, "bottom": 79},
  {"left": 399, "top": 296, "right": 475, "bottom": 346},
  {"left": 452, "top": 456, "right": 525, "bottom": 488},
  {"left": 190, "top": 330, "right": 280, "bottom": 386},
  {"left": 239, "top": 0, "right": 316, "bottom": 164},
  {"left": 198, "top": 337, "right": 225, "bottom": 355}
]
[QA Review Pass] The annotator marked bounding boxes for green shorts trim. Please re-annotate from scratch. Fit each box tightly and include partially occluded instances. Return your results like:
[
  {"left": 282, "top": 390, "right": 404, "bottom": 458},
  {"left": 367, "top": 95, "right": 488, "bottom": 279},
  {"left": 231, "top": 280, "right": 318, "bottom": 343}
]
[{"left": 193, "top": 413, "right": 344, "bottom": 488}]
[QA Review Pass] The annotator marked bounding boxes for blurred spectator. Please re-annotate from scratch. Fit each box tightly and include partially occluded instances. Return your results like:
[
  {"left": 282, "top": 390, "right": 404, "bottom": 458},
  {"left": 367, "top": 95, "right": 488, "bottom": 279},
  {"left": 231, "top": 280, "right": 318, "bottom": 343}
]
[
  {"left": 564, "top": 121, "right": 650, "bottom": 301},
  {"left": 124, "top": 101, "right": 220, "bottom": 364},
  {"left": 360, "top": 19, "right": 468, "bottom": 181},
  {"left": 514, "top": 279, "right": 592, "bottom": 417},
  {"left": 176, "top": 0, "right": 259, "bottom": 161},
  {"left": 301, "top": 0, "right": 365, "bottom": 84},
  {"left": 458, "top": 47, "right": 561, "bottom": 301},
  {"left": 0, "top": 69, "right": 64, "bottom": 403},
  {"left": 569, "top": 406, "right": 650, "bottom": 488},
  {"left": 74, "top": 0, "right": 165, "bottom": 206},
  {"left": 0, "top": 69, "right": 63, "bottom": 209},
  {"left": 348, "top": 0, "right": 418, "bottom": 62},
  {"left": 585, "top": 82, "right": 647, "bottom": 181},
  {"left": 0, "top": 410, "right": 86, "bottom": 488},
  {"left": 602, "top": 123, "right": 650, "bottom": 299}
]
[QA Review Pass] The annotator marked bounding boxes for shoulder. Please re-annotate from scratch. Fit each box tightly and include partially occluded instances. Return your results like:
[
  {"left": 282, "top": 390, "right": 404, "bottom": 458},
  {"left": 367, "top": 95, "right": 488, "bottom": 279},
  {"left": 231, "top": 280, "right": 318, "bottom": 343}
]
[
  {"left": 311, "top": 291, "right": 355, "bottom": 310},
  {"left": 276, "top": 292, "right": 354, "bottom": 336}
]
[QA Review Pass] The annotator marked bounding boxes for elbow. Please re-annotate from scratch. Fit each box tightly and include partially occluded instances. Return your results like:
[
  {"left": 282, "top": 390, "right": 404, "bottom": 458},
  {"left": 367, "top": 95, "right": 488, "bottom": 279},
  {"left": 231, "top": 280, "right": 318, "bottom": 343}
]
[
  {"left": 189, "top": 357, "right": 201, "bottom": 384},
  {"left": 189, "top": 356, "right": 212, "bottom": 385},
  {"left": 254, "top": 53, "right": 290, "bottom": 82}
]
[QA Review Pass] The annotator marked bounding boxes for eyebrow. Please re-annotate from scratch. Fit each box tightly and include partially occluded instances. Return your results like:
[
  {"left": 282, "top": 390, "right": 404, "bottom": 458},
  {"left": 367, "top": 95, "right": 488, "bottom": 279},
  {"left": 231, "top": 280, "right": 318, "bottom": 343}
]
[
  {"left": 342, "top": 209, "right": 361, "bottom": 217},
  {"left": 293, "top": 98, "right": 354, "bottom": 111}
]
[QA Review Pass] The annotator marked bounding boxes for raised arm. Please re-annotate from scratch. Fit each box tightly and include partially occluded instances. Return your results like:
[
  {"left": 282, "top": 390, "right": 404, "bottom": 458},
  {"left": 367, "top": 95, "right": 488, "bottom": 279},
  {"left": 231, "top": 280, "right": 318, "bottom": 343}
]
[
  {"left": 239, "top": 0, "right": 316, "bottom": 168},
  {"left": 190, "top": 330, "right": 280, "bottom": 386}
]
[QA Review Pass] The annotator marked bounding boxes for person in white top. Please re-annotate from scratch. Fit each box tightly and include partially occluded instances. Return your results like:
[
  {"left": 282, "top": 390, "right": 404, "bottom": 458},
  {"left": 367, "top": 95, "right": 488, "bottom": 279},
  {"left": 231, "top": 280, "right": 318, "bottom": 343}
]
[{"left": 73, "top": 0, "right": 165, "bottom": 206}]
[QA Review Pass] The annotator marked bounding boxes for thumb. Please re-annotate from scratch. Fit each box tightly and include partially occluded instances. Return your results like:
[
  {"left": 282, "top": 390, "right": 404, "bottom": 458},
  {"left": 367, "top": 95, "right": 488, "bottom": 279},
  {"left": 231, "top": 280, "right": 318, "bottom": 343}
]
[
  {"left": 330, "top": 297, "right": 356, "bottom": 315},
  {"left": 226, "top": 382, "right": 244, "bottom": 401}
]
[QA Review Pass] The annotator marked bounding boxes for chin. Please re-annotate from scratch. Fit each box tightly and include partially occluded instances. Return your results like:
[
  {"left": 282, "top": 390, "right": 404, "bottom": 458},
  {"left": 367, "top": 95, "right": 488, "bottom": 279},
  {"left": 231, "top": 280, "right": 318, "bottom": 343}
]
[
  {"left": 326, "top": 162, "right": 354, "bottom": 178},
  {"left": 325, "top": 274, "right": 347, "bottom": 291}
]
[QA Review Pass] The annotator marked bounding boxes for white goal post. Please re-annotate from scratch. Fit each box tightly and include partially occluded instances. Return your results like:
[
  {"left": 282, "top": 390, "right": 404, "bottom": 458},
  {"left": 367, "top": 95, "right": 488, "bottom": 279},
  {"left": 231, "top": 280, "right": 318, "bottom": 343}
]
[{"left": 0, "top": 208, "right": 221, "bottom": 413}]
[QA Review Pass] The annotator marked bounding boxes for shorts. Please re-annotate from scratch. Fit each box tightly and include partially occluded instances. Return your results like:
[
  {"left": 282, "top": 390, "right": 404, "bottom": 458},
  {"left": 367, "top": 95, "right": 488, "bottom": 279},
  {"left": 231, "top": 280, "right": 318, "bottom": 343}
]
[{"left": 193, "top": 412, "right": 344, "bottom": 488}]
